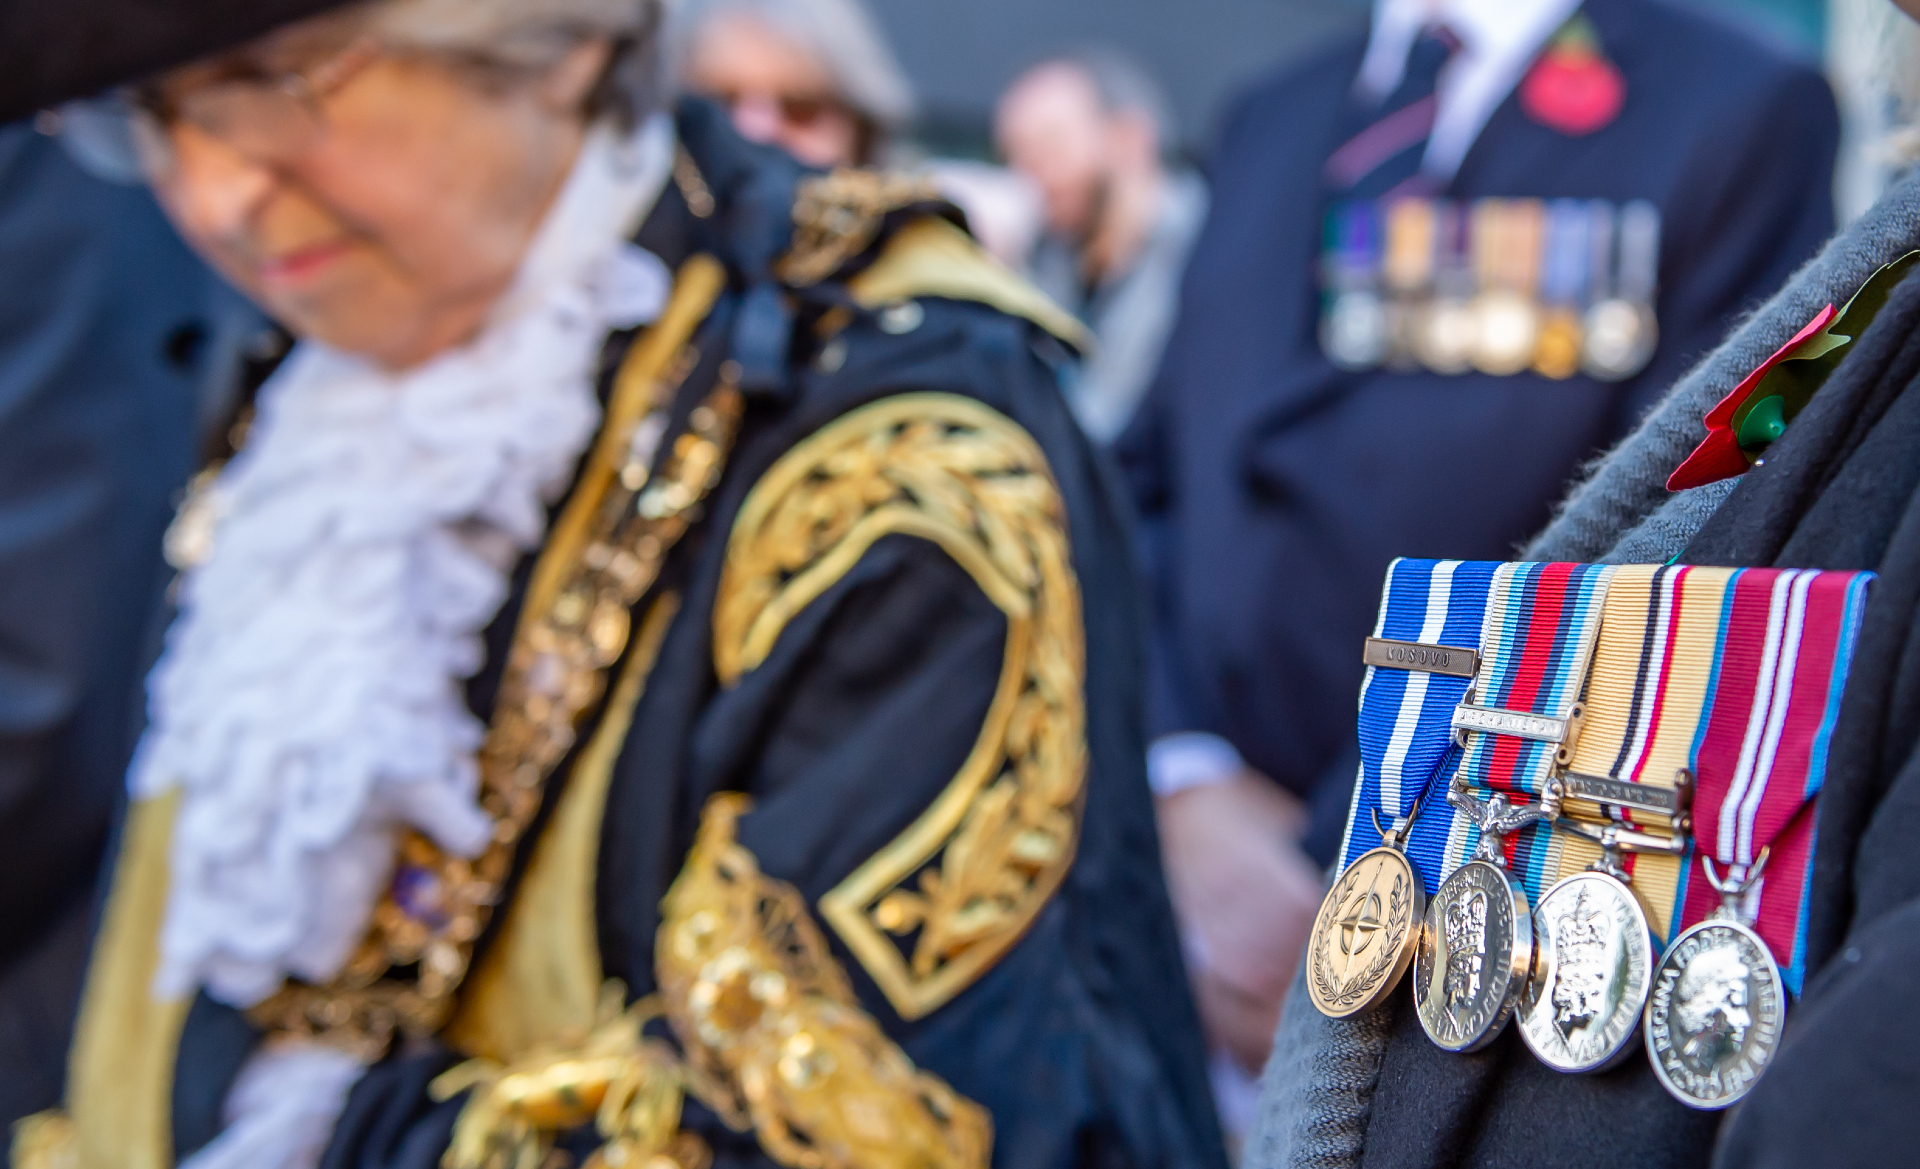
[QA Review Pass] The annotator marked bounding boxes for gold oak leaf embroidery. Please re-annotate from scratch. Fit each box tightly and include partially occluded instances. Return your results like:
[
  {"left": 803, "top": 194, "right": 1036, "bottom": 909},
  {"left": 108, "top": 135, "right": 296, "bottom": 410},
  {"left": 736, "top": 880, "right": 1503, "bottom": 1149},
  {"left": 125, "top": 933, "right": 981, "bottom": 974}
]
[{"left": 713, "top": 393, "right": 1087, "bottom": 1020}]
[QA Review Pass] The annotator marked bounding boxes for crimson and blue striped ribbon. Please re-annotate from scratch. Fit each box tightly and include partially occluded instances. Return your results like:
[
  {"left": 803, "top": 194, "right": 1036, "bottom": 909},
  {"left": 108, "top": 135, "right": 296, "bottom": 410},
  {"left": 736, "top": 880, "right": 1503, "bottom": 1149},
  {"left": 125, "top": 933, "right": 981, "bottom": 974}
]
[
  {"left": 1337, "top": 558, "right": 1500, "bottom": 896},
  {"left": 1676, "top": 567, "right": 1873, "bottom": 995},
  {"left": 1453, "top": 561, "right": 1614, "bottom": 902}
]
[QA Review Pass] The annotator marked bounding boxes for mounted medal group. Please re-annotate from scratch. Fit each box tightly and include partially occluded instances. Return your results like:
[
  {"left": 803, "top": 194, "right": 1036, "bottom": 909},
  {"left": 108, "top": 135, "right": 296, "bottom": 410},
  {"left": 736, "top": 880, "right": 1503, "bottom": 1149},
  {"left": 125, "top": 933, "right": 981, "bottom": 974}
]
[
  {"left": 1319, "top": 198, "right": 1660, "bottom": 381},
  {"left": 1311, "top": 558, "right": 1871, "bottom": 1110}
]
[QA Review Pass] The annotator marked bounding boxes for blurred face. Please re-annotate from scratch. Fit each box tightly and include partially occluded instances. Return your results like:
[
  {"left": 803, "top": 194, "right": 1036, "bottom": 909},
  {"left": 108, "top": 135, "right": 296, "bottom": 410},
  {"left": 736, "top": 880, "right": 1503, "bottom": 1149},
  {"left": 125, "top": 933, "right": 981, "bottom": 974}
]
[
  {"left": 683, "top": 11, "right": 863, "bottom": 169},
  {"left": 144, "top": 21, "right": 605, "bottom": 371},
  {"left": 995, "top": 64, "right": 1113, "bottom": 240}
]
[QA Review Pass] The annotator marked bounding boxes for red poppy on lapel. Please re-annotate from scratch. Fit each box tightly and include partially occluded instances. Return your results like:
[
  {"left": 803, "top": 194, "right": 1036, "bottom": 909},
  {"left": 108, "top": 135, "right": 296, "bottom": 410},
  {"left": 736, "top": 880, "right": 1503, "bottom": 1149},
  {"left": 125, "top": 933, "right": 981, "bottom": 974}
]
[
  {"left": 1667, "top": 306, "right": 1837, "bottom": 492},
  {"left": 1520, "top": 16, "right": 1625, "bottom": 136},
  {"left": 1667, "top": 251, "right": 1920, "bottom": 492}
]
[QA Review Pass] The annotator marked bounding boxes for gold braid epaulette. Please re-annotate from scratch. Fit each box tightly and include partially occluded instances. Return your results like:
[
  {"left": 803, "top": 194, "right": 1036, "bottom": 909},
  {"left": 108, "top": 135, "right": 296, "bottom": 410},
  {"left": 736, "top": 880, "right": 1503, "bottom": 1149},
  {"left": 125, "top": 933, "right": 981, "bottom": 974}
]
[{"left": 777, "top": 169, "right": 946, "bottom": 288}]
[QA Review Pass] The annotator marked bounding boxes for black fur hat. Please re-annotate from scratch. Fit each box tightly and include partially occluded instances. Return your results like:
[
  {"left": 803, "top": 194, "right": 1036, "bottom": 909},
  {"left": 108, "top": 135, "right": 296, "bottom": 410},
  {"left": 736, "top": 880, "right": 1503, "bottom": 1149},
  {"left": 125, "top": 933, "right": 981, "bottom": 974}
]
[{"left": 1, "top": 0, "right": 352, "bottom": 123}]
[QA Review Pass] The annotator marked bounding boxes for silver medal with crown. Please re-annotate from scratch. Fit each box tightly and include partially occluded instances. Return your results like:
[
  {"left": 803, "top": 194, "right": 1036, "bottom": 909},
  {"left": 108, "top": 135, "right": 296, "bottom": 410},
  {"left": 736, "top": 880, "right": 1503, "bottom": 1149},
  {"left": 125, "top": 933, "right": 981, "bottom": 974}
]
[
  {"left": 1413, "top": 777, "right": 1554, "bottom": 1052},
  {"left": 1517, "top": 868, "right": 1653, "bottom": 1073}
]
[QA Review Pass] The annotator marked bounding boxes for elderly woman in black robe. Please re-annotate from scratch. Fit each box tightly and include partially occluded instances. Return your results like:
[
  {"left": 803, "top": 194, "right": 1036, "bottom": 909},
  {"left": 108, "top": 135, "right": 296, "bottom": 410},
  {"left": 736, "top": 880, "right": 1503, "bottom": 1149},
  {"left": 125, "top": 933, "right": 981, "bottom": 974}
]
[{"left": 1, "top": 3, "right": 1225, "bottom": 1169}]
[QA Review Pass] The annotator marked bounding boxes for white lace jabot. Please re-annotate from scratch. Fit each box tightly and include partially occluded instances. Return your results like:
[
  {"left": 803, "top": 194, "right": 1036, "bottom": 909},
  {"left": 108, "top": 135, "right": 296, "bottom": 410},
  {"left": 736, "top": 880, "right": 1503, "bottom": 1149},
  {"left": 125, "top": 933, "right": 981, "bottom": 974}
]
[{"left": 133, "top": 116, "right": 677, "bottom": 1010}]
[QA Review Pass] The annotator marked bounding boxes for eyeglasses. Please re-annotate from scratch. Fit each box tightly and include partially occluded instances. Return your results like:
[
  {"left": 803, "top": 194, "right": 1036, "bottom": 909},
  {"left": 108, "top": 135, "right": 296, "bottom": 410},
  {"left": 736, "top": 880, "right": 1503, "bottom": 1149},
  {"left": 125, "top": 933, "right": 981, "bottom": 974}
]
[{"left": 55, "top": 38, "right": 380, "bottom": 183}]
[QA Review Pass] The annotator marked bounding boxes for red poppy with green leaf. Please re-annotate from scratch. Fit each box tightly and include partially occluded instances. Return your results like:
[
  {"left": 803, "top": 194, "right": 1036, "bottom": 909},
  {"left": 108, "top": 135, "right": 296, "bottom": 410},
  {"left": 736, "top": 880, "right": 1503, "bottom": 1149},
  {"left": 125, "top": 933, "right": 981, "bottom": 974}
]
[{"left": 1668, "top": 252, "right": 1920, "bottom": 491}]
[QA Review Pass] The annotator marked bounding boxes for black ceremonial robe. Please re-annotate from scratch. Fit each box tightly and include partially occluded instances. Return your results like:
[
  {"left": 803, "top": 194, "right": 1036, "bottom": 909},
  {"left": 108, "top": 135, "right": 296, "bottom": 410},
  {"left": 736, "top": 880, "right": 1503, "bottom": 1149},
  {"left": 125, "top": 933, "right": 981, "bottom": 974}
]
[
  {"left": 1352, "top": 267, "right": 1920, "bottom": 1167},
  {"left": 33, "top": 101, "right": 1226, "bottom": 1169}
]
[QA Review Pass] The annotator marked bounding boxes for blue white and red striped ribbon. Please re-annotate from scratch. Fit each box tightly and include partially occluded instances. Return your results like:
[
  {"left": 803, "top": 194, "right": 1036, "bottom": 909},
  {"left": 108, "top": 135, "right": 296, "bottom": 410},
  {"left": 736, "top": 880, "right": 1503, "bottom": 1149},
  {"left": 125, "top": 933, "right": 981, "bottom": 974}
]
[{"left": 1447, "top": 561, "right": 1614, "bottom": 901}]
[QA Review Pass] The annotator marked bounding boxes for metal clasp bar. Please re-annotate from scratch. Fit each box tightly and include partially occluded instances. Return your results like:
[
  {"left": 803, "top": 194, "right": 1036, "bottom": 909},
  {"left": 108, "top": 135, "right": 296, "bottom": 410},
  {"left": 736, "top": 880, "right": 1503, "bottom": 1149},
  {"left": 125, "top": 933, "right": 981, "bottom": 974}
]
[
  {"left": 1362, "top": 637, "right": 1480, "bottom": 678},
  {"left": 1451, "top": 701, "right": 1584, "bottom": 765},
  {"left": 1450, "top": 776, "right": 1562, "bottom": 867},
  {"left": 1554, "top": 817, "right": 1687, "bottom": 857},
  {"left": 1559, "top": 771, "right": 1691, "bottom": 820}
]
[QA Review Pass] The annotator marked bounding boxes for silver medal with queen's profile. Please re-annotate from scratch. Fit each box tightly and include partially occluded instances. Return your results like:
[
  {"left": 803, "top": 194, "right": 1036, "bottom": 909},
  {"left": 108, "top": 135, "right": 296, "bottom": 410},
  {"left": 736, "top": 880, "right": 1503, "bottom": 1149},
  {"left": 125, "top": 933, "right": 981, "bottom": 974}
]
[
  {"left": 1413, "top": 857, "right": 1533, "bottom": 1051},
  {"left": 1644, "top": 918, "right": 1785, "bottom": 1110},
  {"left": 1517, "top": 871, "right": 1653, "bottom": 1073},
  {"left": 1307, "top": 845, "right": 1424, "bottom": 1017}
]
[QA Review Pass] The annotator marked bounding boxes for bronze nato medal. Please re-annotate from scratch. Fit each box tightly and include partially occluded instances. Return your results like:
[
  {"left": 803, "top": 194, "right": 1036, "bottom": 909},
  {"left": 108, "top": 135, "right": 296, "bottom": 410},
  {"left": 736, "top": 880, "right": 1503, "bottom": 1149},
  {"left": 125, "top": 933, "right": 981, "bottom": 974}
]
[
  {"left": 1645, "top": 857, "right": 1787, "bottom": 1110},
  {"left": 1532, "top": 200, "right": 1591, "bottom": 380},
  {"left": 1311, "top": 631, "right": 1484, "bottom": 1018},
  {"left": 1308, "top": 835, "right": 1425, "bottom": 1018},
  {"left": 1413, "top": 782, "right": 1552, "bottom": 1052}
]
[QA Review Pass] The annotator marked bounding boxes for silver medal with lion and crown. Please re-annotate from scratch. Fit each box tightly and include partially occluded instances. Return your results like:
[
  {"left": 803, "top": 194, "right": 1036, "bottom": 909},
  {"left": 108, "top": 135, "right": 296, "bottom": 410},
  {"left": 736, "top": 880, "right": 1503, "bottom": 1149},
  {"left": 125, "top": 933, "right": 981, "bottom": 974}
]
[
  {"left": 1413, "top": 782, "right": 1549, "bottom": 1052},
  {"left": 1517, "top": 871, "right": 1654, "bottom": 1072}
]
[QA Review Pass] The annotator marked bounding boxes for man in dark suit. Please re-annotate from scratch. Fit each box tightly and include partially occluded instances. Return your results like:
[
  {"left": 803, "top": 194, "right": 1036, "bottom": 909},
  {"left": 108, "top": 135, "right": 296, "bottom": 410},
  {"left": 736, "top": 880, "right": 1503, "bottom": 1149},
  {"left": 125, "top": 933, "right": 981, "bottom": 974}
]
[
  {"left": 1120, "top": 0, "right": 1840, "bottom": 1113},
  {"left": 0, "top": 120, "right": 248, "bottom": 1125}
]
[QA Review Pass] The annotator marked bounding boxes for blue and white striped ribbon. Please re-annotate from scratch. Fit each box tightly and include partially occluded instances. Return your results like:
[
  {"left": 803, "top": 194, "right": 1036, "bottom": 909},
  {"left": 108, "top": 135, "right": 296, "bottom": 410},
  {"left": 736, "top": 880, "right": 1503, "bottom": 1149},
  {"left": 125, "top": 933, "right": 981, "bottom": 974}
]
[{"left": 1337, "top": 558, "right": 1500, "bottom": 896}]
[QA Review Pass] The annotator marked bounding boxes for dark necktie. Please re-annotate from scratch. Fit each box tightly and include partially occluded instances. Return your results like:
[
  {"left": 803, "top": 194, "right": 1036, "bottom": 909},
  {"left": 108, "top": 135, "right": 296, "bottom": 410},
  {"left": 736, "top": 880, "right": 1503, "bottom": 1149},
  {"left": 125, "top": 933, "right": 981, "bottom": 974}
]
[{"left": 1325, "top": 26, "right": 1464, "bottom": 200}]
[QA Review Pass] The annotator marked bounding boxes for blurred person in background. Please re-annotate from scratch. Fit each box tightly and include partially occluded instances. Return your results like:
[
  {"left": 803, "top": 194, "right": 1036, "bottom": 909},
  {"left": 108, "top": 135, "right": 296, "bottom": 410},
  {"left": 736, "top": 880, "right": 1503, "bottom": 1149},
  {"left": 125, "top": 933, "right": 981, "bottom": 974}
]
[
  {"left": 0, "top": 117, "right": 252, "bottom": 1129},
  {"left": 672, "top": 0, "right": 1043, "bottom": 267},
  {"left": 672, "top": 0, "right": 911, "bottom": 168},
  {"left": 1118, "top": 0, "right": 1840, "bottom": 1137},
  {"left": 3, "top": 2, "right": 1226, "bottom": 1169},
  {"left": 997, "top": 49, "right": 1206, "bottom": 445}
]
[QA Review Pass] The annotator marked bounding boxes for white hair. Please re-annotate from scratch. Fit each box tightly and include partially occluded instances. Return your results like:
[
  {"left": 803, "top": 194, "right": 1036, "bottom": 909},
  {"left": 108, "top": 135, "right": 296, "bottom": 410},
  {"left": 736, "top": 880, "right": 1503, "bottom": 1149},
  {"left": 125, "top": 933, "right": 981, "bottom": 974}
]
[
  {"left": 354, "top": 0, "right": 670, "bottom": 126},
  {"left": 669, "top": 0, "right": 916, "bottom": 134}
]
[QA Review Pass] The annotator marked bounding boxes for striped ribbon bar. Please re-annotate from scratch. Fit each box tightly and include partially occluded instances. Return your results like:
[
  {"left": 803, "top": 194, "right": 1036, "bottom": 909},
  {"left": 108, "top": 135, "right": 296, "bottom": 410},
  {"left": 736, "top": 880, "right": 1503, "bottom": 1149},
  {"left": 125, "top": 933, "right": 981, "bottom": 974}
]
[
  {"left": 1676, "top": 567, "right": 1873, "bottom": 994},
  {"left": 1337, "top": 559, "right": 1501, "bottom": 896},
  {"left": 1446, "top": 561, "right": 1614, "bottom": 902},
  {"left": 1556, "top": 564, "right": 1735, "bottom": 944}
]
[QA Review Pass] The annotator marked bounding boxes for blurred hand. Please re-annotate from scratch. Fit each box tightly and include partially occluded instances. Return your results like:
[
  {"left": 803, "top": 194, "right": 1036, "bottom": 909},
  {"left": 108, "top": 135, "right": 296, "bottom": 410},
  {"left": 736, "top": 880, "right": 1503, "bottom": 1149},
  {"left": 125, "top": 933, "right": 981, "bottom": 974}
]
[{"left": 1157, "top": 772, "right": 1325, "bottom": 1074}]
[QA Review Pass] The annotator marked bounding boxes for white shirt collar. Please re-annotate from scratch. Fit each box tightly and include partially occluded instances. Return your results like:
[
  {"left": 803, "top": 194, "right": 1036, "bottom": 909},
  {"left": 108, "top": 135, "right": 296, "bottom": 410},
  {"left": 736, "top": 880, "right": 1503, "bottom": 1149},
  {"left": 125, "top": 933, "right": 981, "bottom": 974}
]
[{"left": 1356, "top": 0, "right": 1585, "bottom": 181}]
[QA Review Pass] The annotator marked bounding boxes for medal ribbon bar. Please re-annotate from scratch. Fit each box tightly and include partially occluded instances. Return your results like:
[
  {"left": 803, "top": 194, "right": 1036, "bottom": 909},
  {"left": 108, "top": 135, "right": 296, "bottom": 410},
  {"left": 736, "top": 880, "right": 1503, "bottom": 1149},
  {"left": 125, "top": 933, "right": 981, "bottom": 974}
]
[
  {"left": 1447, "top": 561, "right": 1613, "bottom": 901},
  {"left": 1675, "top": 567, "right": 1873, "bottom": 994},
  {"left": 1338, "top": 559, "right": 1501, "bottom": 894}
]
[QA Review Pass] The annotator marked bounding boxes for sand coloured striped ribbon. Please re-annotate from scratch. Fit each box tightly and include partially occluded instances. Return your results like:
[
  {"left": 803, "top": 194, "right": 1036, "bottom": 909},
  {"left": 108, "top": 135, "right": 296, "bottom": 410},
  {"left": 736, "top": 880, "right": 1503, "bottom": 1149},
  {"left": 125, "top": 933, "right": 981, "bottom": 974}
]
[{"left": 1556, "top": 564, "right": 1735, "bottom": 944}]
